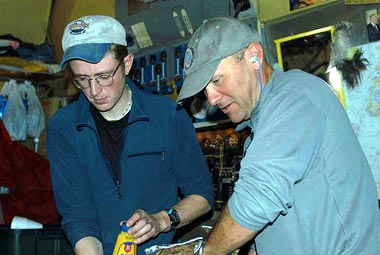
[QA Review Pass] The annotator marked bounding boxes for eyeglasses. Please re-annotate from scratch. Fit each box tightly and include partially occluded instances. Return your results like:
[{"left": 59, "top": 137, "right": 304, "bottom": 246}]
[{"left": 72, "top": 61, "right": 122, "bottom": 89}]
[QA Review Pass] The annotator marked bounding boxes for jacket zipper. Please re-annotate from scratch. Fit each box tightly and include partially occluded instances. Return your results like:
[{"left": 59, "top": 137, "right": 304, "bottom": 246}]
[
  {"left": 77, "top": 124, "right": 123, "bottom": 197},
  {"left": 104, "top": 157, "right": 122, "bottom": 197},
  {"left": 77, "top": 124, "right": 166, "bottom": 197},
  {"left": 115, "top": 180, "right": 122, "bottom": 197}
]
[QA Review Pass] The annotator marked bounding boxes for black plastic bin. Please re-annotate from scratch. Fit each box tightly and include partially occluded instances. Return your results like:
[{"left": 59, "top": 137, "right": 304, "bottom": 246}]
[{"left": 0, "top": 225, "right": 73, "bottom": 255}]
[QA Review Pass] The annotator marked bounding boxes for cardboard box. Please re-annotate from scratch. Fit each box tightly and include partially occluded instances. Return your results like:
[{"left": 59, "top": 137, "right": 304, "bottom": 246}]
[{"left": 0, "top": 0, "right": 52, "bottom": 45}]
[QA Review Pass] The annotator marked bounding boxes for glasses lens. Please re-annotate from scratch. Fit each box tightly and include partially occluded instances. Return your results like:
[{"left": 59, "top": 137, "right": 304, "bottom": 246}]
[
  {"left": 74, "top": 78, "right": 90, "bottom": 89},
  {"left": 96, "top": 74, "right": 114, "bottom": 87}
]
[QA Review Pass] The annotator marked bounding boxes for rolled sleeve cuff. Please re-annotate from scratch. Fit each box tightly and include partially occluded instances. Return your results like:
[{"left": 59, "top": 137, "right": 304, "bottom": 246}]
[{"left": 228, "top": 187, "right": 271, "bottom": 231}]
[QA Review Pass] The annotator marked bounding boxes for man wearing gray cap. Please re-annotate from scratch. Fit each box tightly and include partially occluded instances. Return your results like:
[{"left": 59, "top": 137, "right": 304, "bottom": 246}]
[
  {"left": 178, "top": 17, "right": 380, "bottom": 255},
  {"left": 46, "top": 15, "right": 213, "bottom": 255}
]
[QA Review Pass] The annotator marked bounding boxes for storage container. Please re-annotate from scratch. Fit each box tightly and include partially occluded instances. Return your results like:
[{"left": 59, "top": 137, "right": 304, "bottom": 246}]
[{"left": 0, "top": 225, "right": 73, "bottom": 255}]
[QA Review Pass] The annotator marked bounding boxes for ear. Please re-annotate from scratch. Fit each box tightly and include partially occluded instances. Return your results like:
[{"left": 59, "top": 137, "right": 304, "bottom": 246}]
[
  {"left": 246, "top": 42, "right": 263, "bottom": 69},
  {"left": 123, "top": 54, "right": 134, "bottom": 75}
]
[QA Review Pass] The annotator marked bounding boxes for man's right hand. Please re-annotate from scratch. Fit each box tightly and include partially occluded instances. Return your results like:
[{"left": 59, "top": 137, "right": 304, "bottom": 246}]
[{"left": 124, "top": 209, "right": 169, "bottom": 244}]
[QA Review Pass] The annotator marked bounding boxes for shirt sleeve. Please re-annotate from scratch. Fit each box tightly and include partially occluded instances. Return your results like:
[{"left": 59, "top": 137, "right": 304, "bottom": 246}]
[
  {"left": 229, "top": 89, "right": 325, "bottom": 231},
  {"left": 171, "top": 105, "right": 214, "bottom": 207}
]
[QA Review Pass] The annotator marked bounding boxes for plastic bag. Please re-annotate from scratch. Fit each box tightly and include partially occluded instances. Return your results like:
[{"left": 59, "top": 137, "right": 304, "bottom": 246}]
[
  {"left": 0, "top": 79, "right": 27, "bottom": 141},
  {"left": 18, "top": 81, "right": 45, "bottom": 152},
  {"left": 19, "top": 81, "right": 45, "bottom": 138},
  {"left": 144, "top": 225, "right": 239, "bottom": 255},
  {"left": 144, "top": 237, "right": 203, "bottom": 255}
]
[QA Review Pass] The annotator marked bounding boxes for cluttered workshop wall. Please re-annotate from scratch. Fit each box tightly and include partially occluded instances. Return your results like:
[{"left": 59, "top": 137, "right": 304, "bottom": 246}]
[
  {"left": 257, "top": 0, "right": 338, "bottom": 22},
  {"left": 0, "top": 0, "right": 119, "bottom": 158},
  {"left": 264, "top": 2, "right": 380, "bottom": 65}
]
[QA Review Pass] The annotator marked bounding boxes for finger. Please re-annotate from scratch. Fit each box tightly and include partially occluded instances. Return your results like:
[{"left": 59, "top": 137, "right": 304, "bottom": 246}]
[
  {"left": 134, "top": 226, "right": 156, "bottom": 244},
  {"left": 126, "top": 209, "right": 145, "bottom": 227},
  {"left": 134, "top": 214, "right": 161, "bottom": 238},
  {"left": 129, "top": 215, "right": 153, "bottom": 235}
]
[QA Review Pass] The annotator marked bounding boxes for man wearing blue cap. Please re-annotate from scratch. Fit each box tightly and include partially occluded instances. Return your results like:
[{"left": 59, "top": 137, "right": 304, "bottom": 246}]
[
  {"left": 178, "top": 17, "right": 380, "bottom": 255},
  {"left": 46, "top": 15, "right": 213, "bottom": 255}
]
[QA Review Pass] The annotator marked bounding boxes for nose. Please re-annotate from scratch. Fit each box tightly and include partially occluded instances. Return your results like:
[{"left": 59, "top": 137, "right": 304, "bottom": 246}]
[
  {"left": 88, "top": 79, "right": 102, "bottom": 97},
  {"left": 204, "top": 84, "right": 221, "bottom": 106}
]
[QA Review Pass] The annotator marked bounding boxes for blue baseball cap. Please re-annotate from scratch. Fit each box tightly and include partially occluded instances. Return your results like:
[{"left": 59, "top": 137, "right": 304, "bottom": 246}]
[{"left": 61, "top": 15, "right": 127, "bottom": 69}]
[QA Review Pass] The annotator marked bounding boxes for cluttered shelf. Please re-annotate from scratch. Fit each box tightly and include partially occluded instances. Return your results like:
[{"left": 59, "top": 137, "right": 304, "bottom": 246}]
[
  {"left": 0, "top": 36, "right": 73, "bottom": 255},
  {"left": 0, "top": 52, "right": 68, "bottom": 230},
  {"left": 0, "top": 55, "right": 66, "bottom": 151},
  {"left": 0, "top": 69, "right": 63, "bottom": 81},
  {"left": 0, "top": 56, "right": 63, "bottom": 81}
]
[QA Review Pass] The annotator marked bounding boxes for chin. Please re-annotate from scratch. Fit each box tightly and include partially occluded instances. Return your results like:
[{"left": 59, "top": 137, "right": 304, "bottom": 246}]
[
  {"left": 228, "top": 115, "right": 244, "bottom": 124},
  {"left": 94, "top": 104, "right": 112, "bottom": 113}
]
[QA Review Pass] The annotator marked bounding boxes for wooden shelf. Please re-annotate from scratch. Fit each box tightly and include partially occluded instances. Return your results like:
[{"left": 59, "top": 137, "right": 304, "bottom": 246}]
[{"left": 0, "top": 69, "right": 63, "bottom": 81}]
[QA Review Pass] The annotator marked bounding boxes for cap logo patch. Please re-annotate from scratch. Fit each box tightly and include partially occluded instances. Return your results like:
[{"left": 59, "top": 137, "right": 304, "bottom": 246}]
[
  {"left": 184, "top": 47, "right": 194, "bottom": 70},
  {"left": 69, "top": 20, "right": 89, "bottom": 35}
]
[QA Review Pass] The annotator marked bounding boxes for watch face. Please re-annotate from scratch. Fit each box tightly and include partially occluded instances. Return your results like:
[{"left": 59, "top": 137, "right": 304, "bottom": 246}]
[{"left": 167, "top": 208, "right": 180, "bottom": 228}]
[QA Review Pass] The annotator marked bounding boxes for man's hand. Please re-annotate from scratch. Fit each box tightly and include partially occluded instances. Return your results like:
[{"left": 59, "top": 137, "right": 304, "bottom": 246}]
[
  {"left": 124, "top": 209, "right": 170, "bottom": 244},
  {"left": 74, "top": 236, "right": 103, "bottom": 255},
  {"left": 124, "top": 195, "right": 211, "bottom": 245}
]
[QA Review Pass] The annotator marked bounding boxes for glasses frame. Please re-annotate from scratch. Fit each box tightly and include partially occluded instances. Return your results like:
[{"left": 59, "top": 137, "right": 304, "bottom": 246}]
[{"left": 72, "top": 61, "right": 122, "bottom": 89}]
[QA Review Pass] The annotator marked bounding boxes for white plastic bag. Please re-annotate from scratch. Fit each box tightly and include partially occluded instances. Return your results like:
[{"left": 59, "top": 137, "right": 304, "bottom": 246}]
[
  {"left": 0, "top": 80, "right": 27, "bottom": 141},
  {"left": 19, "top": 81, "right": 45, "bottom": 138},
  {"left": 18, "top": 81, "right": 45, "bottom": 152}
]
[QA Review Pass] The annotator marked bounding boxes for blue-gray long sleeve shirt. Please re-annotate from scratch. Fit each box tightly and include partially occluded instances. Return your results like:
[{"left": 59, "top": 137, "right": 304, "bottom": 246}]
[{"left": 229, "top": 68, "right": 380, "bottom": 254}]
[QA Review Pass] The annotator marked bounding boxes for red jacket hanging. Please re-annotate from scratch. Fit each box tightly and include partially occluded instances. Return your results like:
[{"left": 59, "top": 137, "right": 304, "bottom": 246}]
[{"left": 0, "top": 120, "right": 60, "bottom": 225}]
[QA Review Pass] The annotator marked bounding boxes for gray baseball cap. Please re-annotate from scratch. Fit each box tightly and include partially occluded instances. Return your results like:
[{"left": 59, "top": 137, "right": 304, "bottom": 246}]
[{"left": 177, "top": 17, "right": 260, "bottom": 102}]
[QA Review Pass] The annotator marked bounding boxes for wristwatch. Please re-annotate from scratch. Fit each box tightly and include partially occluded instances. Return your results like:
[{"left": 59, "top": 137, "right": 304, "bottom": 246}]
[{"left": 164, "top": 208, "right": 180, "bottom": 230}]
